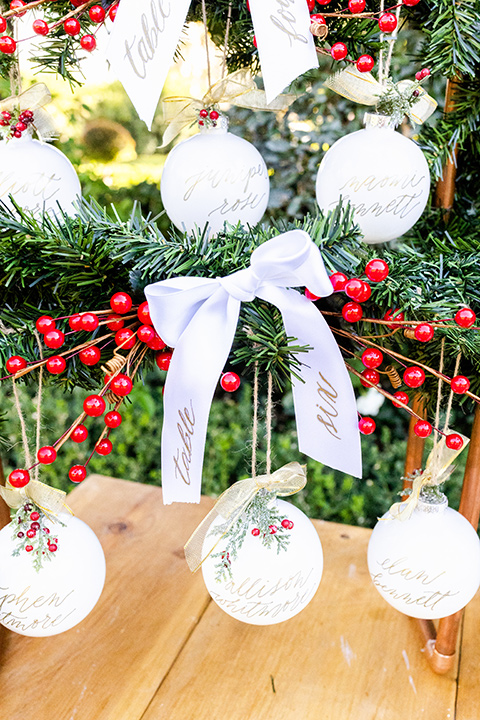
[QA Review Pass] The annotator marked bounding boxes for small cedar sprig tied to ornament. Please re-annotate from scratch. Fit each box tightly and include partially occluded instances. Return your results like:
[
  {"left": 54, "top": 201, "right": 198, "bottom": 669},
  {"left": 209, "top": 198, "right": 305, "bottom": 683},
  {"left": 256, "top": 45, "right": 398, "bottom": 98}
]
[
  {"left": 197, "top": 106, "right": 222, "bottom": 130},
  {"left": 210, "top": 488, "right": 293, "bottom": 582},
  {"left": 375, "top": 70, "right": 432, "bottom": 127},
  {"left": 11, "top": 503, "right": 66, "bottom": 572}
]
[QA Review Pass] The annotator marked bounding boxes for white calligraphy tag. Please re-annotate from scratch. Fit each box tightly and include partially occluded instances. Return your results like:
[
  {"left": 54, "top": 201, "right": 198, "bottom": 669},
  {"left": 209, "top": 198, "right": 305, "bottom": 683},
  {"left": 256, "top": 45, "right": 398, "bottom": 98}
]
[
  {"left": 249, "top": 0, "right": 318, "bottom": 103},
  {"left": 106, "top": 0, "right": 191, "bottom": 129}
]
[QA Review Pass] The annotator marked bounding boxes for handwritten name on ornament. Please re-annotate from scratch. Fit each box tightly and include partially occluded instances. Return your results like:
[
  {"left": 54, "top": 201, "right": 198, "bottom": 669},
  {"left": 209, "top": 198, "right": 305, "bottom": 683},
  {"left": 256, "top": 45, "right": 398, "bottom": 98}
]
[
  {"left": 0, "top": 171, "right": 62, "bottom": 203},
  {"left": 337, "top": 173, "right": 427, "bottom": 220},
  {"left": 210, "top": 568, "right": 317, "bottom": 619},
  {"left": 173, "top": 400, "right": 195, "bottom": 486},
  {"left": 0, "top": 585, "right": 76, "bottom": 632},
  {"left": 270, "top": 0, "right": 309, "bottom": 47},
  {"left": 123, "top": 0, "right": 171, "bottom": 80},
  {"left": 316, "top": 371, "right": 340, "bottom": 440},
  {"left": 183, "top": 163, "right": 268, "bottom": 203},
  {"left": 371, "top": 556, "right": 459, "bottom": 612}
]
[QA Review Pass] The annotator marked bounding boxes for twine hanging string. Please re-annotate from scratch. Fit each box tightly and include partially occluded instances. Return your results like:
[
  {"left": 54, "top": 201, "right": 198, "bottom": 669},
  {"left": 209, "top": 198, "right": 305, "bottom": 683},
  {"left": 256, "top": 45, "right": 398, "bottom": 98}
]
[
  {"left": 433, "top": 337, "right": 445, "bottom": 451},
  {"left": 266, "top": 372, "right": 273, "bottom": 477},
  {"left": 251, "top": 362, "right": 259, "bottom": 480},
  {"left": 12, "top": 380, "right": 32, "bottom": 469},
  {"left": 33, "top": 329, "right": 44, "bottom": 481},
  {"left": 201, "top": 0, "right": 212, "bottom": 91},
  {"left": 221, "top": 3, "right": 233, "bottom": 81},
  {"left": 443, "top": 351, "right": 462, "bottom": 434},
  {"left": 383, "top": 4, "right": 402, "bottom": 84},
  {"left": 378, "top": 0, "right": 385, "bottom": 87}
]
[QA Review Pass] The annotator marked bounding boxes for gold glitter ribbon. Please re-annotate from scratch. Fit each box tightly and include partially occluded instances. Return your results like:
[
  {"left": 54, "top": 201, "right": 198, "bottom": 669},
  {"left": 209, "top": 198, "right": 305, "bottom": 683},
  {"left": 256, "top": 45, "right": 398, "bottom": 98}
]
[
  {"left": 0, "top": 83, "right": 57, "bottom": 141},
  {"left": 184, "top": 461, "right": 306, "bottom": 572},
  {"left": 161, "top": 68, "right": 297, "bottom": 147},
  {"left": 388, "top": 434, "right": 469, "bottom": 521},
  {"left": 0, "top": 479, "right": 72, "bottom": 520},
  {"left": 324, "top": 66, "right": 437, "bottom": 124}
]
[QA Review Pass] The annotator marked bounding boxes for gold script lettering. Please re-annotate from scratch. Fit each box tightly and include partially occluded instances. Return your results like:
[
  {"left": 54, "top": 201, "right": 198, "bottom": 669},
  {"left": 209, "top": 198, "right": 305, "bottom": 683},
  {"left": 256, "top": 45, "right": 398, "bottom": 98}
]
[
  {"left": 0, "top": 585, "right": 77, "bottom": 632},
  {"left": 173, "top": 400, "right": 195, "bottom": 485},
  {"left": 316, "top": 370, "right": 340, "bottom": 440},
  {"left": 270, "top": 0, "right": 309, "bottom": 47},
  {"left": 123, "top": 0, "right": 171, "bottom": 79}
]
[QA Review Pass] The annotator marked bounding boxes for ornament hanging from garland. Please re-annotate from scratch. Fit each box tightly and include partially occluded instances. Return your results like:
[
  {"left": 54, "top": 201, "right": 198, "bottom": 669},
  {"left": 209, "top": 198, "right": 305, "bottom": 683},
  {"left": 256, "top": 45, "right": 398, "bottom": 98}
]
[{"left": 160, "top": 114, "right": 269, "bottom": 236}]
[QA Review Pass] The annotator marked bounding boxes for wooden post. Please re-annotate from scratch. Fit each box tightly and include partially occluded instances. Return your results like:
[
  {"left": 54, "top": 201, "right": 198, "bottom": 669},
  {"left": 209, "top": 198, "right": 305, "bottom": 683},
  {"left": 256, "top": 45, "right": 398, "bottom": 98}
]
[
  {"left": 434, "top": 78, "right": 460, "bottom": 219},
  {"left": 402, "top": 395, "right": 425, "bottom": 498},
  {"left": 0, "top": 456, "right": 10, "bottom": 529}
]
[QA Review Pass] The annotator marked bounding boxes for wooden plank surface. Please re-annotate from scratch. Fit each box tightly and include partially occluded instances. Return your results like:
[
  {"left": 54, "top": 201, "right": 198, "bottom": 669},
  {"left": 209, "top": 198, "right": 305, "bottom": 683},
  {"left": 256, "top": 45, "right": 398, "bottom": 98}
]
[
  {"left": 456, "top": 590, "right": 480, "bottom": 719},
  {"left": 0, "top": 474, "right": 214, "bottom": 720},
  {"left": 145, "top": 521, "right": 461, "bottom": 720}
]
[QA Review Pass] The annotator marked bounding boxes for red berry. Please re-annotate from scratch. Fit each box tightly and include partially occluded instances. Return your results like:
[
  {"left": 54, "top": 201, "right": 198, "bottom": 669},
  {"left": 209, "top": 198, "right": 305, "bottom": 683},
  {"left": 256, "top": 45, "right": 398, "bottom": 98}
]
[
  {"left": 365, "top": 259, "right": 389, "bottom": 282},
  {"left": 109, "top": 2, "right": 118, "bottom": 20},
  {"left": 415, "top": 71, "right": 423, "bottom": 81},
  {"left": 115, "top": 328, "right": 136, "bottom": 349},
  {"left": 36, "top": 315, "right": 55, "bottom": 334},
  {"left": 287, "top": 520, "right": 294, "bottom": 529},
  {"left": 110, "top": 373, "right": 133, "bottom": 396},
  {"left": 281, "top": 518, "right": 291, "bottom": 529},
  {"left": 6, "top": 355, "right": 27, "bottom": 374},
  {"left": 0, "top": 17, "right": 6, "bottom": 32},
  {"left": 209, "top": 110, "right": 219, "bottom": 120},
  {"left": 317, "top": 0, "right": 331, "bottom": 4},
  {"left": 48, "top": 543, "right": 58, "bottom": 552},
  {"left": 37, "top": 446, "right": 57, "bottom": 465},
  {"left": 403, "top": 366, "right": 425, "bottom": 388},
  {"left": 10, "top": 0, "right": 26, "bottom": 16},
  {"left": 30, "top": 511, "right": 40, "bottom": 521},
  {"left": 359, "top": 417, "right": 376, "bottom": 435},
  {"left": 106, "top": 314, "right": 124, "bottom": 331},
  {"left": 455, "top": 307, "right": 476, "bottom": 328},
  {"left": 137, "top": 301, "right": 152, "bottom": 325},
  {"left": 329, "top": 272, "right": 348, "bottom": 291},
  {"left": 360, "top": 369, "right": 380, "bottom": 387},
  {"left": 148, "top": 332, "right": 166, "bottom": 351},
  {"left": 199, "top": 108, "right": 208, "bottom": 118},
  {"left": 89, "top": 4, "right": 105, "bottom": 22},
  {"left": 378, "top": 12, "right": 397, "bottom": 32},
  {"left": 8, "top": 469, "right": 30, "bottom": 488},
  {"left": 79, "top": 346, "right": 101, "bottom": 365},
  {"left": 44, "top": 329, "right": 65, "bottom": 349},
  {"left": 26, "top": 529, "right": 36, "bottom": 538},
  {"left": 414, "top": 420, "right": 432, "bottom": 438},
  {"left": 33, "top": 18, "right": 49, "bottom": 35},
  {"left": 307, "top": 0, "right": 316, "bottom": 11},
  {"left": 348, "top": 0, "right": 365, "bottom": 11},
  {"left": 0, "top": 36, "right": 17, "bottom": 54},
  {"left": 96, "top": 438, "right": 113, "bottom": 456},
  {"left": 361, "top": 348, "right": 383, "bottom": 369},
  {"left": 331, "top": 42, "right": 348, "bottom": 61},
  {"left": 80, "top": 313, "right": 99, "bottom": 332},
  {"left": 310, "top": 13, "right": 326, "bottom": 23},
  {"left": 15, "top": 121, "right": 27, "bottom": 132},
  {"left": 13, "top": 130, "right": 22, "bottom": 138},
  {"left": 46, "top": 355, "right": 66, "bottom": 375},
  {"left": 342, "top": 301, "right": 363, "bottom": 322},
  {"left": 356, "top": 55, "right": 375, "bottom": 73},
  {"left": 25, "top": 545, "right": 33, "bottom": 552},
  {"left": 383, "top": 309, "right": 404, "bottom": 328},
  {"left": 420, "top": 68, "right": 431, "bottom": 79},
  {"left": 1, "top": 110, "right": 11, "bottom": 120},
  {"left": 64, "top": 18, "right": 81, "bottom": 35},
  {"left": 137, "top": 324, "right": 155, "bottom": 343},
  {"left": 105, "top": 411, "right": 122, "bottom": 429},
  {"left": 357, "top": 281, "right": 371, "bottom": 302},
  {"left": 305, "top": 288, "right": 320, "bottom": 301},
  {"left": 445, "top": 433, "right": 463, "bottom": 451},
  {"left": 69, "top": 465, "right": 86, "bottom": 483},
  {"left": 269, "top": 525, "right": 278, "bottom": 534},
  {"left": 450, "top": 375, "right": 470, "bottom": 394},
  {"left": 345, "top": 278, "right": 364, "bottom": 301},
  {"left": 392, "top": 391, "right": 409, "bottom": 408},
  {"left": 110, "top": 291, "right": 132, "bottom": 314},
  {"left": 403, "top": 0, "right": 420, "bottom": 6},
  {"left": 251, "top": 527, "right": 260, "bottom": 536},
  {"left": 414, "top": 323, "right": 434, "bottom": 342},
  {"left": 221, "top": 372, "right": 241, "bottom": 392},
  {"left": 71, "top": 424, "right": 88, "bottom": 443},
  {"left": 70, "top": 0, "right": 86, "bottom": 5},
  {"left": 80, "top": 34, "right": 96, "bottom": 51},
  {"left": 156, "top": 350, "right": 173, "bottom": 371},
  {"left": 83, "top": 394, "right": 106, "bottom": 417},
  {"left": 68, "top": 313, "right": 82, "bottom": 330}
]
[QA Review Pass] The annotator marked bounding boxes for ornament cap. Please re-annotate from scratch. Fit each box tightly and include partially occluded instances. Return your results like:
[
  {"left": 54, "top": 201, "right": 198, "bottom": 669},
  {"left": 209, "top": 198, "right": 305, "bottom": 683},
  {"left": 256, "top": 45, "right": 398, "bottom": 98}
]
[
  {"left": 363, "top": 112, "right": 396, "bottom": 130},
  {"left": 199, "top": 115, "right": 229, "bottom": 134},
  {"left": 416, "top": 488, "right": 448, "bottom": 514}
]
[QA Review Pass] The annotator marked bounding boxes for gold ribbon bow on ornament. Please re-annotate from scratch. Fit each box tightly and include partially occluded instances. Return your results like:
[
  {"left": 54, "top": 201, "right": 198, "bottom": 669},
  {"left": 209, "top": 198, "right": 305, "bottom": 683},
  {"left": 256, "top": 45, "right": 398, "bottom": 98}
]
[
  {"left": 161, "top": 68, "right": 297, "bottom": 147},
  {"left": 324, "top": 66, "right": 437, "bottom": 126},
  {"left": 0, "top": 479, "right": 72, "bottom": 522},
  {"left": 184, "top": 461, "right": 306, "bottom": 572},
  {"left": 388, "top": 434, "right": 469, "bottom": 522},
  {"left": 0, "top": 83, "right": 57, "bottom": 141}
]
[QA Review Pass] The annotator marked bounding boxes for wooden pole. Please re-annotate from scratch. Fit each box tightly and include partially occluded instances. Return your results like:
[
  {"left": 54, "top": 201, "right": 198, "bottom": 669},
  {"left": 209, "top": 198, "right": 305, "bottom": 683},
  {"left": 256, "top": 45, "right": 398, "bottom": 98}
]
[
  {"left": 434, "top": 78, "right": 460, "bottom": 219},
  {"left": 0, "top": 456, "right": 10, "bottom": 529},
  {"left": 402, "top": 395, "right": 425, "bottom": 498}
]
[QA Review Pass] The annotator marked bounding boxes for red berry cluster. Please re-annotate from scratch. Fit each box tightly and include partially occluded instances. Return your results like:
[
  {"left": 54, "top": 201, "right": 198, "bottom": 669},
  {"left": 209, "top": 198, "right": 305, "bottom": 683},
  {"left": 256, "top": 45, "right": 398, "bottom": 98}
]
[
  {"left": 14, "top": 503, "right": 59, "bottom": 564},
  {"left": 0, "top": 108, "right": 34, "bottom": 139},
  {"left": 198, "top": 107, "right": 221, "bottom": 129},
  {"left": 251, "top": 517, "right": 294, "bottom": 536}
]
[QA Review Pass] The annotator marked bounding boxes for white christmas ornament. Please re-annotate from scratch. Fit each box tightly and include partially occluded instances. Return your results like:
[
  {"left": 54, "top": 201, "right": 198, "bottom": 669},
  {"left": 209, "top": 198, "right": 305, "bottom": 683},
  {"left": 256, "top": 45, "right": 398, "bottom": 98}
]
[
  {"left": 160, "top": 120, "right": 269, "bottom": 236},
  {"left": 316, "top": 114, "right": 430, "bottom": 244},
  {"left": 0, "top": 513, "right": 106, "bottom": 636},
  {"left": 202, "top": 500, "right": 323, "bottom": 625},
  {"left": 0, "top": 135, "right": 81, "bottom": 216},
  {"left": 368, "top": 492, "right": 480, "bottom": 619}
]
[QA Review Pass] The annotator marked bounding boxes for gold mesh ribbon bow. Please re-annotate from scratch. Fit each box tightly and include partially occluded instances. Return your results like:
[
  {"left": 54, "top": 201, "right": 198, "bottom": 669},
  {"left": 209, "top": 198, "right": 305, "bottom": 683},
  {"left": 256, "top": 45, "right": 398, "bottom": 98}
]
[
  {"left": 0, "top": 83, "right": 57, "bottom": 141},
  {"left": 161, "top": 68, "right": 297, "bottom": 147},
  {"left": 388, "top": 434, "right": 469, "bottom": 521},
  {"left": 184, "top": 461, "right": 306, "bottom": 572},
  {"left": 0, "top": 479, "right": 72, "bottom": 521},
  {"left": 324, "top": 66, "right": 437, "bottom": 124}
]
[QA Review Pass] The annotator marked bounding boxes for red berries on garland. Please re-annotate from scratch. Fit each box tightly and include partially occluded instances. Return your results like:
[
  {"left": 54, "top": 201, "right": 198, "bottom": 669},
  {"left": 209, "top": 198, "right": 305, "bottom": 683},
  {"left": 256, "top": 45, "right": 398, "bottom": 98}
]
[
  {"left": 148, "top": 332, "right": 166, "bottom": 351},
  {"left": 361, "top": 348, "right": 383, "bottom": 369},
  {"left": 110, "top": 292, "right": 132, "bottom": 314},
  {"left": 384, "top": 309, "right": 404, "bottom": 328},
  {"left": 331, "top": 42, "right": 348, "bottom": 61},
  {"left": 37, "top": 446, "right": 57, "bottom": 465},
  {"left": 69, "top": 465, "right": 87, "bottom": 483},
  {"left": 446, "top": 433, "right": 463, "bottom": 450},
  {"left": 414, "top": 323, "right": 434, "bottom": 342},
  {"left": 64, "top": 18, "right": 81, "bottom": 36},
  {"left": 106, "top": 314, "right": 124, "bottom": 331},
  {"left": 137, "top": 324, "right": 155, "bottom": 343},
  {"left": 137, "top": 301, "right": 152, "bottom": 325},
  {"left": 109, "top": 3, "right": 119, "bottom": 20},
  {"left": 450, "top": 375, "right": 470, "bottom": 394},
  {"left": 32, "top": 18, "right": 49, "bottom": 35},
  {"left": 414, "top": 420, "right": 432, "bottom": 438},
  {"left": 0, "top": 37, "right": 16, "bottom": 54},
  {"left": 44, "top": 329, "right": 65, "bottom": 349},
  {"left": 96, "top": 439, "right": 113, "bottom": 456},
  {"left": 80, "top": 35, "right": 96, "bottom": 52},
  {"left": 71, "top": 424, "right": 88, "bottom": 443},
  {"left": 360, "top": 369, "right": 380, "bottom": 387},
  {"left": 83, "top": 394, "right": 106, "bottom": 417},
  {"left": 305, "top": 288, "right": 320, "bottom": 301},
  {"left": 365, "top": 259, "right": 389, "bottom": 282},
  {"left": 356, "top": 55, "right": 374, "bottom": 73},
  {"left": 46, "top": 355, "right": 66, "bottom": 374},
  {"left": 342, "top": 301, "right": 363, "bottom": 322},
  {"left": 69, "top": 314, "right": 82, "bottom": 330},
  {"left": 105, "top": 411, "right": 122, "bottom": 429},
  {"left": 6, "top": 356, "right": 27, "bottom": 374},
  {"left": 221, "top": 372, "right": 241, "bottom": 392},
  {"left": 455, "top": 307, "right": 476, "bottom": 328},
  {"left": 348, "top": 0, "right": 365, "bottom": 12},
  {"left": 329, "top": 272, "right": 348, "bottom": 291},
  {"left": 8, "top": 469, "right": 30, "bottom": 488},
  {"left": 80, "top": 313, "right": 99, "bottom": 331},
  {"left": 89, "top": 4, "right": 106, "bottom": 22},
  {"left": 403, "top": 366, "right": 425, "bottom": 388},
  {"left": 156, "top": 350, "right": 173, "bottom": 371},
  {"left": 10, "top": 0, "right": 26, "bottom": 17},
  {"left": 0, "top": 17, "right": 6, "bottom": 32},
  {"left": 79, "top": 346, "right": 101, "bottom": 365},
  {"left": 392, "top": 391, "right": 409, "bottom": 408},
  {"left": 36, "top": 315, "right": 55, "bottom": 334},
  {"left": 110, "top": 374, "right": 133, "bottom": 396},
  {"left": 115, "top": 328, "right": 136, "bottom": 349},
  {"left": 359, "top": 417, "right": 376, "bottom": 435},
  {"left": 378, "top": 12, "right": 397, "bottom": 32}
]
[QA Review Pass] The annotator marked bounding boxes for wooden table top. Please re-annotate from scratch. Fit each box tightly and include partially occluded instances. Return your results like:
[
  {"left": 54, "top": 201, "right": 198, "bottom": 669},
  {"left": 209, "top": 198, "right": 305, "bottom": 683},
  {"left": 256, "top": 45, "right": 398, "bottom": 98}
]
[{"left": 0, "top": 474, "right": 478, "bottom": 720}]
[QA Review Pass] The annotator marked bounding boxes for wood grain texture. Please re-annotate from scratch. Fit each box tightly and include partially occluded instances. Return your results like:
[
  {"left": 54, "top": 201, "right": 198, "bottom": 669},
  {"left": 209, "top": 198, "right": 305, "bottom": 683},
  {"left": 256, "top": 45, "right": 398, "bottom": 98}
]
[
  {"left": 145, "top": 520, "right": 460, "bottom": 720},
  {"left": 0, "top": 474, "right": 214, "bottom": 720},
  {"left": 456, "top": 592, "right": 480, "bottom": 719}
]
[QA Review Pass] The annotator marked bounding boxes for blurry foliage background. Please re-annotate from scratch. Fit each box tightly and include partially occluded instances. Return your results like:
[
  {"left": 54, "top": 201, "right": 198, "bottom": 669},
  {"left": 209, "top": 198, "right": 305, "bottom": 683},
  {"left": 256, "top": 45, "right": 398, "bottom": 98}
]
[{"left": 0, "top": 23, "right": 469, "bottom": 525}]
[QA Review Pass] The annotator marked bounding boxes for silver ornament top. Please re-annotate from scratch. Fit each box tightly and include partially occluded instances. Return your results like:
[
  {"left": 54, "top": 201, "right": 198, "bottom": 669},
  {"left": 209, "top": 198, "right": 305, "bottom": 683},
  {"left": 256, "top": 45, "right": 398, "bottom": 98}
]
[
  {"left": 416, "top": 487, "right": 448, "bottom": 514},
  {"left": 363, "top": 113, "right": 396, "bottom": 130}
]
